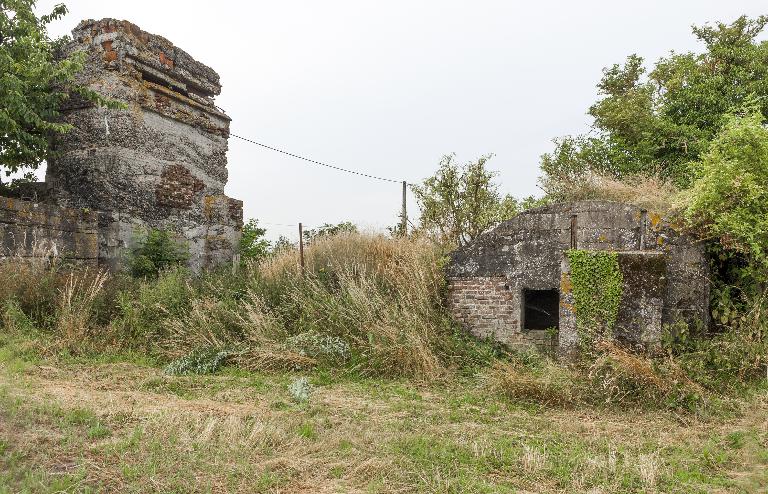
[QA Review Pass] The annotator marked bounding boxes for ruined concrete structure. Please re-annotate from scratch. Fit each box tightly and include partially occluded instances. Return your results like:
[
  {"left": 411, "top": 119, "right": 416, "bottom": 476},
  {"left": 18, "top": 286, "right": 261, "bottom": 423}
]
[
  {"left": 3, "top": 18, "right": 242, "bottom": 269},
  {"left": 447, "top": 201, "right": 710, "bottom": 354},
  {"left": 0, "top": 197, "right": 99, "bottom": 264}
]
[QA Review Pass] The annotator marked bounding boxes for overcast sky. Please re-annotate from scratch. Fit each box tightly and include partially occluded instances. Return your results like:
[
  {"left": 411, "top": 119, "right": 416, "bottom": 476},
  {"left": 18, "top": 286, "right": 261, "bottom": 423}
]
[{"left": 37, "top": 1, "right": 768, "bottom": 240}]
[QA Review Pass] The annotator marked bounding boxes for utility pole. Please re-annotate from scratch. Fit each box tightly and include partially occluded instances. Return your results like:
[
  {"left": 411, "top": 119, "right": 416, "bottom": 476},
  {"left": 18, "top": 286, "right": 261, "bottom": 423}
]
[
  {"left": 299, "top": 222, "right": 305, "bottom": 275},
  {"left": 400, "top": 181, "right": 407, "bottom": 236}
]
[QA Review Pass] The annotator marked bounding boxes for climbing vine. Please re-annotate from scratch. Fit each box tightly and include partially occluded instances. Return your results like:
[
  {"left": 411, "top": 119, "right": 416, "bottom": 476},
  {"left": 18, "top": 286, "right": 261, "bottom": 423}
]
[{"left": 566, "top": 250, "right": 623, "bottom": 341}]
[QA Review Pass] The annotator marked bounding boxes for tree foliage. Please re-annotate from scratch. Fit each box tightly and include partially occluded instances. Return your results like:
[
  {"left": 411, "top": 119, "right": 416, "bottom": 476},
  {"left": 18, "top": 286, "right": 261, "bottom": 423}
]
[
  {"left": 303, "top": 221, "right": 357, "bottom": 246},
  {"left": 541, "top": 15, "right": 768, "bottom": 194},
  {"left": 412, "top": 153, "right": 521, "bottom": 247},
  {"left": 678, "top": 111, "right": 768, "bottom": 336},
  {"left": 683, "top": 112, "right": 768, "bottom": 269},
  {"left": 0, "top": 1, "right": 118, "bottom": 178}
]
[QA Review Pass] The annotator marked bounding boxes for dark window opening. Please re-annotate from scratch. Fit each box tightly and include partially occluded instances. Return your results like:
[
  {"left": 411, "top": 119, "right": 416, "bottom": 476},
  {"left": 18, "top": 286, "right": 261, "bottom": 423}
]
[{"left": 522, "top": 289, "right": 559, "bottom": 330}]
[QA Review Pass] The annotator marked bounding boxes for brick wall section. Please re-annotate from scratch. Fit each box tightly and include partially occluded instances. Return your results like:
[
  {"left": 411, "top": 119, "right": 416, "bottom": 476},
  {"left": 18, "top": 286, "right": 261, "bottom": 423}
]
[
  {"left": 0, "top": 196, "right": 98, "bottom": 264},
  {"left": 155, "top": 164, "right": 205, "bottom": 209},
  {"left": 448, "top": 276, "right": 556, "bottom": 352},
  {"left": 448, "top": 277, "right": 517, "bottom": 339}
]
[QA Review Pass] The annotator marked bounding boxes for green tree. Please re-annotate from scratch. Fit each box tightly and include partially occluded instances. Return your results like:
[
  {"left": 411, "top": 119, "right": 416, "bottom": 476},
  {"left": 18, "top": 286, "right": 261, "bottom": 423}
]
[
  {"left": 412, "top": 153, "right": 520, "bottom": 247},
  {"left": 239, "top": 219, "right": 270, "bottom": 263},
  {"left": 271, "top": 235, "right": 294, "bottom": 253},
  {"left": 681, "top": 111, "right": 768, "bottom": 333},
  {"left": 541, "top": 15, "right": 768, "bottom": 194},
  {"left": 683, "top": 112, "right": 768, "bottom": 269},
  {"left": 0, "top": 1, "right": 117, "bottom": 180}
]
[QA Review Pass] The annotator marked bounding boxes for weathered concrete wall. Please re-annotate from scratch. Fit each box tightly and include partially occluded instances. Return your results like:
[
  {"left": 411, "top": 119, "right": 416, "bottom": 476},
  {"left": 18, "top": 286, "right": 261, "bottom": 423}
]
[
  {"left": 558, "top": 251, "right": 668, "bottom": 355},
  {"left": 0, "top": 196, "right": 98, "bottom": 264},
  {"left": 46, "top": 18, "right": 242, "bottom": 271},
  {"left": 447, "top": 200, "right": 710, "bottom": 354}
]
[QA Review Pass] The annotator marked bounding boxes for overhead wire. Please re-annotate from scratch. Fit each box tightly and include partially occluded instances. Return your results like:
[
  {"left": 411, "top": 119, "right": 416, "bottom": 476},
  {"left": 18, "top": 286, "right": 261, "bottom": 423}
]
[
  {"left": 229, "top": 131, "right": 418, "bottom": 234},
  {"left": 231, "top": 133, "right": 408, "bottom": 184}
]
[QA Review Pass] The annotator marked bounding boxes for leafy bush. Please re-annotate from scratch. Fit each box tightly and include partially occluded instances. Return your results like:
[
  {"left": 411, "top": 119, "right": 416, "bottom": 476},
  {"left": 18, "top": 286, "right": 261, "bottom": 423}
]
[
  {"left": 128, "top": 229, "right": 190, "bottom": 278},
  {"left": 680, "top": 111, "right": 768, "bottom": 355},
  {"left": 2, "top": 299, "right": 37, "bottom": 335},
  {"left": 164, "top": 348, "right": 232, "bottom": 376},
  {"left": 683, "top": 112, "right": 768, "bottom": 269},
  {"left": 239, "top": 219, "right": 270, "bottom": 264},
  {"left": 0, "top": 261, "right": 68, "bottom": 330},
  {"left": 111, "top": 267, "right": 192, "bottom": 347}
]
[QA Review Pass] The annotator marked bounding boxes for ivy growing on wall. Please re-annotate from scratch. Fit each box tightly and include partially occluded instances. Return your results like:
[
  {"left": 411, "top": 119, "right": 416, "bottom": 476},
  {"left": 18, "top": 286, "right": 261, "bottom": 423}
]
[{"left": 566, "top": 250, "right": 624, "bottom": 340}]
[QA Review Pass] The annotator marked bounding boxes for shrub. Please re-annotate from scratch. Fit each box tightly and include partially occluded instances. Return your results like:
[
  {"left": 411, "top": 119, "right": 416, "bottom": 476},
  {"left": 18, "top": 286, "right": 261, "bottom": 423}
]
[
  {"left": 2, "top": 299, "right": 37, "bottom": 335},
  {"left": 288, "top": 376, "right": 313, "bottom": 403},
  {"left": 128, "top": 229, "right": 190, "bottom": 278},
  {"left": 239, "top": 219, "right": 270, "bottom": 264},
  {"left": 664, "top": 321, "right": 768, "bottom": 391},
  {"left": 0, "top": 261, "right": 68, "bottom": 330},
  {"left": 164, "top": 347, "right": 232, "bottom": 376}
]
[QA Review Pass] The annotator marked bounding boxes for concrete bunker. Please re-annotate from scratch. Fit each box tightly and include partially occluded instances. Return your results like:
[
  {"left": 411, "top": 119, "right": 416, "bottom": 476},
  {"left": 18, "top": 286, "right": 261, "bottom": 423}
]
[{"left": 446, "top": 201, "right": 710, "bottom": 354}]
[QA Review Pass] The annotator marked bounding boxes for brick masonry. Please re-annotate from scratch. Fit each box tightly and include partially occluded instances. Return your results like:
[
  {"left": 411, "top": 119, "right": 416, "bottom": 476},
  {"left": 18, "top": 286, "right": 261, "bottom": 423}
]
[
  {"left": 448, "top": 277, "right": 556, "bottom": 353},
  {"left": 155, "top": 164, "right": 206, "bottom": 209}
]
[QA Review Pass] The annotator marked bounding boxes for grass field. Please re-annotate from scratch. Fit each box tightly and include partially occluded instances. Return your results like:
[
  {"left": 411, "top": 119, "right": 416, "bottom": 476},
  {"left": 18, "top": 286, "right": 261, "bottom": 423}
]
[
  {"left": 0, "top": 343, "right": 766, "bottom": 493},
  {"left": 0, "top": 235, "right": 766, "bottom": 492}
]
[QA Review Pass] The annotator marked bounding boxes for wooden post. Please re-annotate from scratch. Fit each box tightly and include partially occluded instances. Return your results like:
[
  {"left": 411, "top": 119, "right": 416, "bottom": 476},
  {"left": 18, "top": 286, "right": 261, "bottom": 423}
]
[
  {"left": 400, "top": 181, "right": 407, "bottom": 236},
  {"left": 299, "top": 222, "right": 305, "bottom": 275}
]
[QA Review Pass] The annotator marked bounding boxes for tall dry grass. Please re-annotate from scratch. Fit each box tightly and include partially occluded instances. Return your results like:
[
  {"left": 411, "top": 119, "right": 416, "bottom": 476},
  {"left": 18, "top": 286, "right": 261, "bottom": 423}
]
[
  {"left": 546, "top": 172, "right": 680, "bottom": 214},
  {"left": 484, "top": 338, "right": 715, "bottom": 411},
  {"left": 0, "top": 258, "right": 118, "bottom": 355},
  {"left": 162, "top": 233, "right": 476, "bottom": 379},
  {"left": 55, "top": 269, "right": 109, "bottom": 351},
  {"left": 0, "top": 232, "right": 763, "bottom": 406}
]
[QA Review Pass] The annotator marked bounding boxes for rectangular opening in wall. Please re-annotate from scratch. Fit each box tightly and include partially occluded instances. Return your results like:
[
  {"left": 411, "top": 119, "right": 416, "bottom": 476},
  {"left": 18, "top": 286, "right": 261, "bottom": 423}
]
[{"left": 522, "top": 288, "right": 560, "bottom": 330}]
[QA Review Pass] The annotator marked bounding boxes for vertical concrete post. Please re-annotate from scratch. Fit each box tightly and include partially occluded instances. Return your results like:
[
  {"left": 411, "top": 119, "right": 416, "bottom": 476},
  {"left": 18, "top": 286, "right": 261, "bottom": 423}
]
[{"left": 570, "top": 214, "right": 578, "bottom": 249}]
